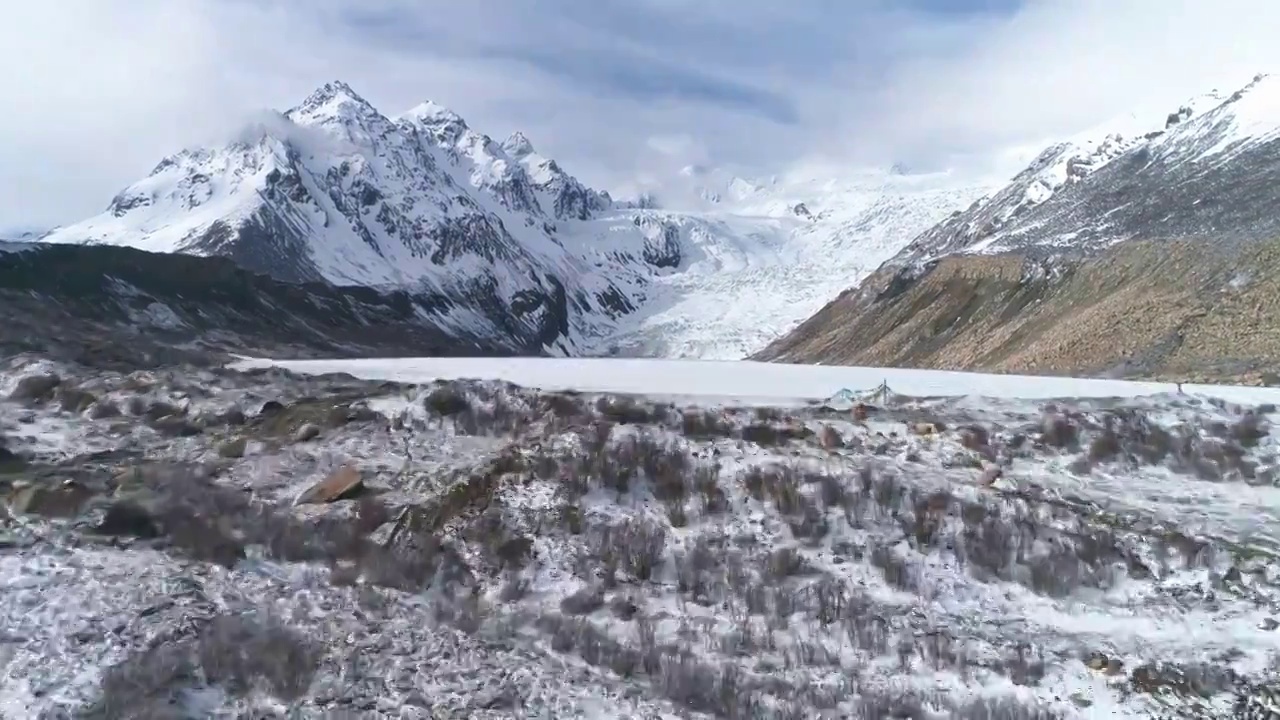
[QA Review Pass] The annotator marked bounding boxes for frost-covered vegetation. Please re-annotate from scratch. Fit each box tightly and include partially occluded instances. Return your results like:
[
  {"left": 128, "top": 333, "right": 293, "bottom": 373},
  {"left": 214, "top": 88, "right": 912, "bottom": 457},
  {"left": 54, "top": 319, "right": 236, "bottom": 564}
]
[{"left": 2, "top": 355, "right": 1280, "bottom": 718}]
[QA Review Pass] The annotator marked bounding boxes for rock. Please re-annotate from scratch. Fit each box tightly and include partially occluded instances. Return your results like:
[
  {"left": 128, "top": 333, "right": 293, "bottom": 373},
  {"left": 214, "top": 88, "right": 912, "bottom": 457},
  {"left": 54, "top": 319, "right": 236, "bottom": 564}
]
[
  {"left": 959, "top": 425, "right": 990, "bottom": 450},
  {"left": 9, "top": 373, "right": 61, "bottom": 402},
  {"left": 124, "top": 396, "right": 148, "bottom": 416},
  {"left": 143, "top": 401, "right": 185, "bottom": 421},
  {"left": 87, "top": 399, "right": 122, "bottom": 419},
  {"left": 909, "top": 422, "right": 939, "bottom": 436},
  {"left": 295, "top": 464, "right": 365, "bottom": 505},
  {"left": 495, "top": 536, "right": 534, "bottom": 566},
  {"left": 259, "top": 400, "right": 285, "bottom": 416},
  {"left": 609, "top": 596, "right": 640, "bottom": 621},
  {"left": 8, "top": 480, "right": 95, "bottom": 518},
  {"left": 1086, "top": 652, "right": 1109, "bottom": 671},
  {"left": 293, "top": 423, "right": 321, "bottom": 443},
  {"left": 818, "top": 425, "right": 844, "bottom": 450},
  {"left": 217, "top": 437, "right": 248, "bottom": 459},
  {"left": 978, "top": 465, "right": 1003, "bottom": 487},
  {"left": 56, "top": 386, "right": 98, "bottom": 414},
  {"left": 218, "top": 408, "right": 247, "bottom": 427},
  {"left": 95, "top": 501, "right": 162, "bottom": 538},
  {"left": 149, "top": 415, "right": 201, "bottom": 437},
  {"left": 1260, "top": 617, "right": 1279, "bottom": 631},
  {"left": 1040, "top": 412, "right": 1079, "bottom": 448},
  {"left": 324, "top": 405, "right": 354, "bottom": 428}
]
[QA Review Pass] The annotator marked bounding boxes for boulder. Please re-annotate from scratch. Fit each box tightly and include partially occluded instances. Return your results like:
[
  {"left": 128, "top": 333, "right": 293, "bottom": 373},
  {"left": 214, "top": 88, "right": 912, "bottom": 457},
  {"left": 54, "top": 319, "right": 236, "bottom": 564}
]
[
  {"left": 217, "top": 437, "right": 248, "bottom": 458},
  {"left": 87, "top": 399, "right": 122, "bottom": 419},
  {"left": 910, "top": 422, "right": 939, "bottom": 436},
  {"left": 149, "top": 415, "right": 201, "bottom": 437},
  {"left": 8, "top": 480, "right": 95, "bottom": 518},
  {"left": 818, "top": 424, "right": 844, "bottom": 450},
  {"left": 295, "top": 464, "right": 365, "bottom": 505},
  {"left": 9, "top": 373, "right": 61, "bottom": 402},
  {"left": 292, "top": 423, "right": 321, "bottom": 443},
  {"left": 95, "top": 501, "right": 162, "bottom": 538},
  {"left": 56, "top": 386, "right": 98, "bottom": 414}
]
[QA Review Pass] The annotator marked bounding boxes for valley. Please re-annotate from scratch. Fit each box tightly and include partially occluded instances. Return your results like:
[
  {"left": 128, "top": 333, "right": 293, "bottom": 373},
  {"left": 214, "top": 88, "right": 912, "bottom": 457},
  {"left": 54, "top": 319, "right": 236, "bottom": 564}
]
[{"left": 8, "top": 53, "right": 1280, "bottom": 720}]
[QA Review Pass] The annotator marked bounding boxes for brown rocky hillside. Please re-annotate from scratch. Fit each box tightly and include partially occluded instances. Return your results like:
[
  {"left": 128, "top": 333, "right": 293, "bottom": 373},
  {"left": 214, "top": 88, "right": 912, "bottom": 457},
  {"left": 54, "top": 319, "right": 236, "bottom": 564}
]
[{"left": 754, "top": 239, "right": 1280, "bottom": 385}]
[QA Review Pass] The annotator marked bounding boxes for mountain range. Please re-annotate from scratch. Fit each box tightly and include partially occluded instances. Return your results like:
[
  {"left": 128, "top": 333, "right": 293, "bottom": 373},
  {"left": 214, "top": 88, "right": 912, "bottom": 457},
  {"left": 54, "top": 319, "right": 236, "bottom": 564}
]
[
  {"left": 14, "top": 74, "right": 1280, "bottom": 381},
  {"left": 31, "top": 81, "right": 983, "bottom": 362}
]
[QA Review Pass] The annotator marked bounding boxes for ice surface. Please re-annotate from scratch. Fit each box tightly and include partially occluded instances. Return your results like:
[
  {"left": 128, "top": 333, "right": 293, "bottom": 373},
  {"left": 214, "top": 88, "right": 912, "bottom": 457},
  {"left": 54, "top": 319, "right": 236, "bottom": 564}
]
[{"left": 230, "top": 356, "right": 1280, "bottom": 406}]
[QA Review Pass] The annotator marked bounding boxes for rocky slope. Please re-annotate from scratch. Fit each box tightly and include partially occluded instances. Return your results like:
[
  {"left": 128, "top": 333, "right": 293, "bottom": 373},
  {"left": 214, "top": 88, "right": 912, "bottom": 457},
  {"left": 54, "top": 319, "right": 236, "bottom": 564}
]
[
  {"left": 35, "top": 82, "right": 984, "bottom": 360},
  {"left": 0, "top": 241, "right": 526, "bottom": 370},
  {"left": 4, "top": 354, "right": 1280, "bottom": 718},
  {"left": 758, "top": 74, "right": 1280, "bottom": 383}
]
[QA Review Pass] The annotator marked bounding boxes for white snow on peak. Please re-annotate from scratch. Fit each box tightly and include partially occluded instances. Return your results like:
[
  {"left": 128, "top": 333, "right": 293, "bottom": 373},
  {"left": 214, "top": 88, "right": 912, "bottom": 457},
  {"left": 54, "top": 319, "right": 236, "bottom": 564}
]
[
  {"left": 502, "top": 131, "right": 536, "bottom": 158},
  {"left": 398, "top": 100, "right": 468, "bottom": 130},
  {"left": 927, "top": 72, "right": 1280, "bottom": 259},
  {"left": 284, "top": 81, "right": 383, "bottom": 129},
  {"left": 1157, "top": 73, "right": 1280, "bottom": 161}
]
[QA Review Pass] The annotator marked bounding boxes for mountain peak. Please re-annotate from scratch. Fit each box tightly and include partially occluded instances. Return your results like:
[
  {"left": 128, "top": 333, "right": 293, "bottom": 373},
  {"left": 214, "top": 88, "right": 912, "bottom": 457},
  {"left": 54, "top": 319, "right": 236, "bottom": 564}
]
[
  {"left": 502, "top": 131, "right": 536, "bottom": 158},
  {"left": 400, "top": 100, "right": 467, "bottom": 128},
  {"left": 285, "top": 80, "right": 383, "bottom": 129}
]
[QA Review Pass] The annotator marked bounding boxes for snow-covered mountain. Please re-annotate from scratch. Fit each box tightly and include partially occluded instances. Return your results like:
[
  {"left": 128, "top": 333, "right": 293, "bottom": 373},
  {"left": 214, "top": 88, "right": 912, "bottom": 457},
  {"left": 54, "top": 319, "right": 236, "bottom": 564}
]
[
  {"left": 758, "top": 73, "right": 1280, "bottom": 382},
  {"left": 41, "top": 82, "right": 671, "bottom": 356},
  {"left": 893, "top": 74, "right": 1280, "bottom": 267},
  {"left": 39, "top": 81, "right": 985, "bottom": 360}
]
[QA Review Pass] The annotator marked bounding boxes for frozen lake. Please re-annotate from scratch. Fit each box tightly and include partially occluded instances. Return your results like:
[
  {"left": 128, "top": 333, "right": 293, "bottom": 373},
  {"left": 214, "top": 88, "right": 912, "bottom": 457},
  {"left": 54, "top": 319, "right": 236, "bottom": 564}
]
[{"left": 230, "top": 356, "right": 1280, "bottom": 405}]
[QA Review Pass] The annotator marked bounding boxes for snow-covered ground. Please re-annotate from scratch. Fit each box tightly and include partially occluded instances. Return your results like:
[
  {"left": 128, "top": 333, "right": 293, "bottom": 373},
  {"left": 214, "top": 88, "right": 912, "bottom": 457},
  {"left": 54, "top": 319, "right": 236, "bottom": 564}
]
[
  {"left": 7, "top": 354, "right": 1280, "bottom": 718},
  {"left": 230, "top": 355, "right": 1280, "bottom": 405}
]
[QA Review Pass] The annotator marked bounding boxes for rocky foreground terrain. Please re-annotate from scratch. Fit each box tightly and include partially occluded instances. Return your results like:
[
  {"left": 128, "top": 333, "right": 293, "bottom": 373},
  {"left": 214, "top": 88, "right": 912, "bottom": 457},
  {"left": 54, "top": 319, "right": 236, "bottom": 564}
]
[{"left": 3, "top": 353, "right": 1280, "bottom": 718}]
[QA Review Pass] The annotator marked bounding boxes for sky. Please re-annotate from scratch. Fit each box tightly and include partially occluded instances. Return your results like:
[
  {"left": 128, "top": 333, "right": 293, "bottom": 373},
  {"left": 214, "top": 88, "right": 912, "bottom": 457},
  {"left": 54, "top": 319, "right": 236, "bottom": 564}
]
[{"left": 2, "top": 0, "right": 1279, "bottom": 229}]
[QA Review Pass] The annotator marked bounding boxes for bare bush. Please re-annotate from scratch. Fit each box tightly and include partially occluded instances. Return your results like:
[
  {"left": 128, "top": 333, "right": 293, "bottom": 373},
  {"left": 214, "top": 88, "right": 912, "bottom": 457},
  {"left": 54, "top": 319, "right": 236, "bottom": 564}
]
[
  {"left": 560, "top": 585, "right": 607, "bottom": 615},
  {"left": 595, "top": 395, "right": 666, "bottom": 425},
  {"left": 423, "top": 383, "right": 470, "bottom": 417},
  {"left": 197, "top": 613, "right": 321, "bottom": 701},
  {"left": 1230, "top": 411, "right": 1269, "bottom": 448},
  {"left": 594, "top": 517, "right": 668, "bottom": 582},
  {"left": 80, "top": 640, "right": 198, "bottom": 719},
  {"left": 762, "top": 546, "right": 813, "bottom": 580},
  {"left": 740, "top": 423, "right": 784, "bottom": 446},
  {"left": 741, "top": 423, "right": 812, "bottom": 447},
  {"left": 680, "top": 409, "right": 735, "bottom": 439},
  {"left": 1039, "top": 412, "right": 1079, "bottom": 449},
  {"left": 675, "top": 534, "right": 724, "bottom": 600},
  {"left": 693, "top": 464, "right": 729, "bottom": 514}
]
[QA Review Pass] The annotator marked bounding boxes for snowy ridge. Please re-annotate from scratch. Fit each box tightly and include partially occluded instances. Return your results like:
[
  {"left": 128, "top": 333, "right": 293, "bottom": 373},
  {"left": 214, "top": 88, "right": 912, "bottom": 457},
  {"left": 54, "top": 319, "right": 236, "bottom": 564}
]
[
  {"left": 891, "top": 73, "right": 1280, "bottom": 265},
  {"left": 36, "top": 81, "right": 987, "bottom": 360}
]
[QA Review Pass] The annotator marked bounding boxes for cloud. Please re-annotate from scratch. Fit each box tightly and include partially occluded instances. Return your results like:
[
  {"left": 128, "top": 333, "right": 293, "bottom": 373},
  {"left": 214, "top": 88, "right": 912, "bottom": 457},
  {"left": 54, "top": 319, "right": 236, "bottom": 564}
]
[
  {"left": 2, "top": 0, "right": 1280, "bottom": 229},
  {"left": 858, "top": 0, "right": 1280, "bottom": 171}
]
